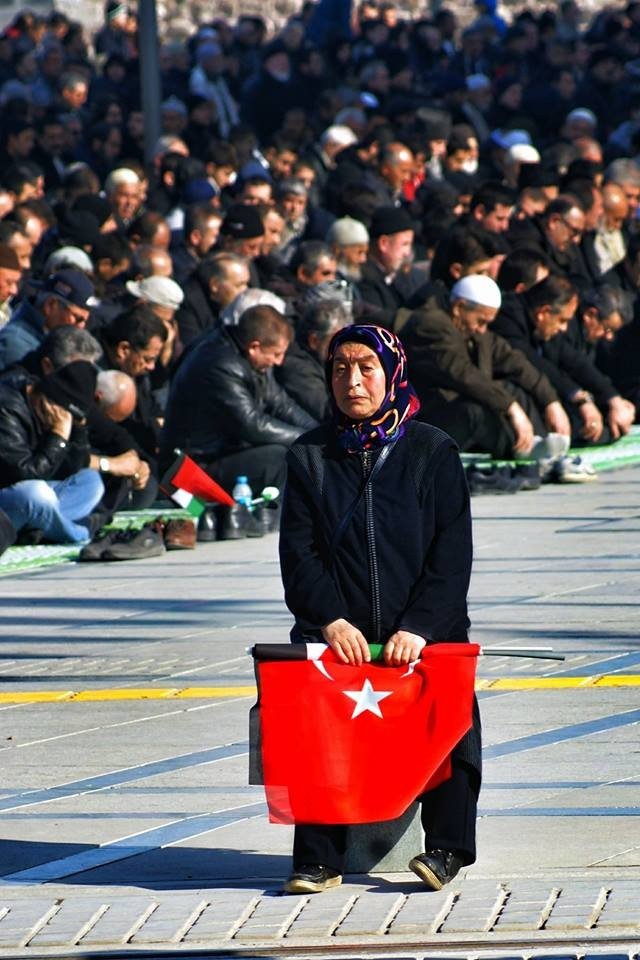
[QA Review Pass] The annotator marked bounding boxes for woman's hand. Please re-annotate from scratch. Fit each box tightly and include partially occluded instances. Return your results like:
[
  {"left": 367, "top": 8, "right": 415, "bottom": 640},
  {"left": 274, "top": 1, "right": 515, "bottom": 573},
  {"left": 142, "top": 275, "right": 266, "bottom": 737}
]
[
  {"left": 383, "top": 630, "right": 426, "bottom": 665},
  {"left": 321, "top": 618, "right": 370, "bottom": 665}
]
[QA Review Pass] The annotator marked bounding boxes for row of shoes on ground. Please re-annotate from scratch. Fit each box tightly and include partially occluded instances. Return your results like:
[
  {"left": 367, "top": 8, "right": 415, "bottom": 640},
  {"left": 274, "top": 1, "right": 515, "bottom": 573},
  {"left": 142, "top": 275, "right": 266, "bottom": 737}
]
[
  {"left": 465, "top": 462, "right": 541, "bottom": 495},
  {"left": 465, "top": 454, "right": 597, "bottom": 494},
  {"left": 197, "top": 502, "right": 280, "bottom": 542},
  {"left": 79, "top": 517, "right": 195, "bottom": 561}
]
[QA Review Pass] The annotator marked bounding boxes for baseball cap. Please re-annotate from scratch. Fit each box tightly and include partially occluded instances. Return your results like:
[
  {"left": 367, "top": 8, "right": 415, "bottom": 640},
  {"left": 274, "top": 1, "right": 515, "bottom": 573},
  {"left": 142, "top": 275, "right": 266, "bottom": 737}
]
[{"left": 41, "top": 269, "right": 96, "bottom": 309}]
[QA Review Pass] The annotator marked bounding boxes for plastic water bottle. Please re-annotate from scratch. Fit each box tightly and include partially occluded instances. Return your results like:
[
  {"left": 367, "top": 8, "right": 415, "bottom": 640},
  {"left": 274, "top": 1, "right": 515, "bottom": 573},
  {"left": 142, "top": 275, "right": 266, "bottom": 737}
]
[{"left": 232, "top": 475, "right": 253, "bottom": 509}]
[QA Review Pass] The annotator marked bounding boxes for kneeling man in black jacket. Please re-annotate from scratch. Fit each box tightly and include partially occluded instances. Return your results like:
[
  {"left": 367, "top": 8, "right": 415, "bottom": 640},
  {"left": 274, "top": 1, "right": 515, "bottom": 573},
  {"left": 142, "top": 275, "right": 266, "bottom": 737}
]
[{"left": 161, "top": 305, "right": 316, "bottom": 493}]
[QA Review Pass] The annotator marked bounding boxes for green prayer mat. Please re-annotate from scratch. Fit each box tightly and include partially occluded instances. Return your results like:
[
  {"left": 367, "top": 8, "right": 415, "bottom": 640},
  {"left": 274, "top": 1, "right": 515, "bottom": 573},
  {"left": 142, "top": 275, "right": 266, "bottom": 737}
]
[
  {"left": 0, "top": 507, "right": 191, "bottom": 577},
  {"left": 461, "top": 424, "right": 640, "bottom": 472}
]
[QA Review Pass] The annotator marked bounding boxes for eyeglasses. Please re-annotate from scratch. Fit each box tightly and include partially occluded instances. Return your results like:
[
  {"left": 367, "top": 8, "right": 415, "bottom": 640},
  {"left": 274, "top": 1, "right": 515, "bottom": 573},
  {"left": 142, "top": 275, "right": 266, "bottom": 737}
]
[{"left": 561, "top": 219, "right": 583, "bottom": 237}]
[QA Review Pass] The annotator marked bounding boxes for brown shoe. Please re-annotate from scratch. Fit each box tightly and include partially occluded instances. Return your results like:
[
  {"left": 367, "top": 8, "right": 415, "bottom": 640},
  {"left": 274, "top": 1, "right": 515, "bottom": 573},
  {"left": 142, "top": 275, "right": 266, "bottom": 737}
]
[{"left": 164, "top": 518, "right": 196, "bottom": 550}]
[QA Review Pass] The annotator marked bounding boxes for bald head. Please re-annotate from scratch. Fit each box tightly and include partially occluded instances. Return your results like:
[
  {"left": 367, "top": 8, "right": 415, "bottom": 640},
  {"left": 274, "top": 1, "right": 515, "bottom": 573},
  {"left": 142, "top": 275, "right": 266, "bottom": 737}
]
[
  {"left": 602, "top": 183, "right": 628, "bottom": 230},
  {"left": 96, "top": 369, "right": 137, "bottom": 422}
]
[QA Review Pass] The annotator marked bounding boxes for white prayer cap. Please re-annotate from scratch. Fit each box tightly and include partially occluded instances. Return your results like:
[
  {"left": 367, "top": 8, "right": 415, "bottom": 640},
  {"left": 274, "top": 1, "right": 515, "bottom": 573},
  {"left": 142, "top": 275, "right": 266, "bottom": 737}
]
[
  {"left": 321, "top": 125, "right": 358, "bottom": 149},
  {"left": 126, "top": 275, "right": 184, "bottom": 310},
  {"left": 451, "top": 274, "right": 502, "bottom": 310},
  {"left": 326, "top": 216, "right": 369, "bottom": 247},
  {"left": 507, "top": 144, "right": 541, "bottom": 164}
]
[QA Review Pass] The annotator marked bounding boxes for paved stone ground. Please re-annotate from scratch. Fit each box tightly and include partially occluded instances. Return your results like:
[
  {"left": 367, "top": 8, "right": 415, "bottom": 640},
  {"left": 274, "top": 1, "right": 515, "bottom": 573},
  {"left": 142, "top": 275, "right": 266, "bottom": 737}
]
[{"left": 0, "top": 468, "right": 639, "bottom": 956}]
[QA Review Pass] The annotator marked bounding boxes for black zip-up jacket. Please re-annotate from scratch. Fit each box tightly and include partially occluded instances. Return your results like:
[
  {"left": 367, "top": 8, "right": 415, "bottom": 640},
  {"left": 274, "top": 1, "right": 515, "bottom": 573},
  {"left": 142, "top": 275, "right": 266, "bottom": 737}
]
[{"left": 280, "top": 420, "right": 481, "bottom": 776}]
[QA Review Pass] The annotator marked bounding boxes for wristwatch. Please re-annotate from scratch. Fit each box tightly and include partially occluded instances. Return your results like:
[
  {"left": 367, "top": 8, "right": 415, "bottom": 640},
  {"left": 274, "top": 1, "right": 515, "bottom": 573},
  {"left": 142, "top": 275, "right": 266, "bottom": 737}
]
[
  {"left": 99, "top": 456, "right": 110, "bottom": 473},
  {"left": 574, "top": 392, "right": 594, "bottom": 406}
]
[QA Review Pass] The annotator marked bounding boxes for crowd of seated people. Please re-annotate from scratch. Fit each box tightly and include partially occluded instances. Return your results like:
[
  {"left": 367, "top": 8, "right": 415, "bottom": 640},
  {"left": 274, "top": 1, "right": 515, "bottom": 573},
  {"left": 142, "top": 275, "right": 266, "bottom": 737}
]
[{"left": 1, "top": 0, "right": 640, "bottom": 551}]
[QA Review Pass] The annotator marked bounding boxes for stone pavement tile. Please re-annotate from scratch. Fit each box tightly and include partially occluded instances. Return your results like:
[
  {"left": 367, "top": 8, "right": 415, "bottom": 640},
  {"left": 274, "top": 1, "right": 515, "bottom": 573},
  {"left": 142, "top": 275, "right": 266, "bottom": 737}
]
[
  {"left": 543, "top": 884, "right": 608, "bottom": 931},
  {"left": 78, "top": 897, "right": 163, "bottom": 946},
  {"left": 181, "top": 891, "right": 263, "bottom": 943},
  {"left": 493, "top": 881, "right": 559, "bottom": 931},
  {"left": 128, "top": 895, "right": 209, "bottom": 944},
  {"left": 596, "top": 886, "right": 640, "bottom": 928},
  {"left": 232, "top": 893, "right": 308, "bottom": 941},
  {"left": 24, "top": 898, "right": 111, "bottom": 948},
  {"left": 332, "top": 891, "right": 407, "bottom": 937},
  {"left": 278, "top": 888, "right": 360, "bottom": 939},
  {"left": 389, "top": 889, "right": 460, "bottom": 935},
  {"left": 439, "top": 886, "right": 508, "bottom": 934},
  {"left": 0, "top": 899, "right": 60, "bottom": 948}
]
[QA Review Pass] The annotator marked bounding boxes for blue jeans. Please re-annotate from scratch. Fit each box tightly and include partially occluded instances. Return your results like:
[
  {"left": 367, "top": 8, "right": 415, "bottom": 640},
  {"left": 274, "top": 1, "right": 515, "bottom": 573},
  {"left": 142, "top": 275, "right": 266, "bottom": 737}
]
[{"left": 0, "top": 469, "right": 104, "bottom": 544}]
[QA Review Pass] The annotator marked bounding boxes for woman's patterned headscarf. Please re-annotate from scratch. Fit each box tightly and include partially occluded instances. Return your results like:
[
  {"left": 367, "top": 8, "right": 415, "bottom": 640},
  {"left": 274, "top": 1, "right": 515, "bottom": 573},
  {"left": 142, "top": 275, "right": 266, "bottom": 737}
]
[{"left": 326, "top": 324, "right": 420, "bottom": 453}]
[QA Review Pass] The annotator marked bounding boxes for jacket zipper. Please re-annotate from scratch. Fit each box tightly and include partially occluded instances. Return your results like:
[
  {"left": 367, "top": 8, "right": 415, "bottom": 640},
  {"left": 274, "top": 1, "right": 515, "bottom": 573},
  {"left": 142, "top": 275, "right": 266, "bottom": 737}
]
[{"left": 362, "top": 450, "right": 382, "bottom": 645}]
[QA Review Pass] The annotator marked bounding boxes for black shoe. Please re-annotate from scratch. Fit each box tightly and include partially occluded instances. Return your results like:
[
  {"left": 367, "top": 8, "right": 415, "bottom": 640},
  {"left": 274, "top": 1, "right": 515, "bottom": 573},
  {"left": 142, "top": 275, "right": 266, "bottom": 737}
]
[
  {"left": 466, "top": 464, "right": 522, "bottom": 495},
  {"left": 78, "top": 528, "right": 121, "bottom": 561},
  {"left": 241, "top": 504, "right": 264, "bottom": 539},
  {"left": 197, "top": 507, "right": 217, "bottom": 542},
  {"left": 409, "top": 849, "right": 464, "bottom": 890},
  {"left": 215, "top": 504, "right": 246, "bottom": 541},
  {"left": 284, "top": 864, "right": 342, "bottom": 894},
  {"left": 101, "top": 522, "right": 165, "bottom": 561},
  {"left": 512, "top": 462, "right": 541, "bottom": 490},
  {"left": 254, "top": 502, "right": 280, "bottom": 534},
  {"left": 216, "top": 503, "right": 247, "bottom": 540}
]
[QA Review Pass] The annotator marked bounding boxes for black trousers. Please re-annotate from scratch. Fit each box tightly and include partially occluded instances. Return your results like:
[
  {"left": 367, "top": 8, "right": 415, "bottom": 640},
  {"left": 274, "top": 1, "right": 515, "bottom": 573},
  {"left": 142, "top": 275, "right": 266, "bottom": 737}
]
[
  {"left": 424, "top": 400, "right": 516, "bottom": 459},
  {"left": 292, "top": 760, "right": 480, "bottom": 873},
  {"left": 424, "top": 384, "right": 548, "bottom": 460},
  {"left": 201, "top": 444, "right": 289, "bottom": 497}
]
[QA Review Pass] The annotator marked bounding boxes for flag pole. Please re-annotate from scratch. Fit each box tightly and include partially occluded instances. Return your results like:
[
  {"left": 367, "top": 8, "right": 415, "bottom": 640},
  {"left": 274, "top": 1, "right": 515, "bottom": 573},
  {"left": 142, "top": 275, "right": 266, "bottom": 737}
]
[
  {"left": 250, "top": 644, "right": 566, "bottom": 662},
  {"left": 480, "top": 646, "right": 565, "bottom": 660}
]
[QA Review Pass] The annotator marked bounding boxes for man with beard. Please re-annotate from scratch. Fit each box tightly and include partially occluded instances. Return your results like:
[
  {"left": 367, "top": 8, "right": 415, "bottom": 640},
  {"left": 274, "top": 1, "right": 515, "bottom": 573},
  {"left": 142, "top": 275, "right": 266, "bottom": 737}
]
[
  {"left": 358, "top": 206, "right": 416, "bottom": 323},
  {"left": 326, "top": 217, "right": 370, "bottom": 284}
]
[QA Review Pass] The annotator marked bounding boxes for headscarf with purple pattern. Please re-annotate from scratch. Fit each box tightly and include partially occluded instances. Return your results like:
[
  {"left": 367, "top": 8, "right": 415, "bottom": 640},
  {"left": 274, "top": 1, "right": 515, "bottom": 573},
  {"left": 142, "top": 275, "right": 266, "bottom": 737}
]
[{"left": 326, "top": 324, "right": 421, "bottom": 453}]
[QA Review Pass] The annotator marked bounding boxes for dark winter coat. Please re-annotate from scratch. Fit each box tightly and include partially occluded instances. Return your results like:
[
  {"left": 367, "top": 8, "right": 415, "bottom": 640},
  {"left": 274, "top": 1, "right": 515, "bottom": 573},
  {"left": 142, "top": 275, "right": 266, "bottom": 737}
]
[
  {"left": 493, "top": 292, "right": 617, "bottom": 406},
  {"left": 279, "top": 419, "right": 480, "bottom": 774},
  {"left": 402, "top": 295, "right": 559, "bottom": 415},
  {"left": 275, "top": 340, "right": 331, "bottom": 422}
]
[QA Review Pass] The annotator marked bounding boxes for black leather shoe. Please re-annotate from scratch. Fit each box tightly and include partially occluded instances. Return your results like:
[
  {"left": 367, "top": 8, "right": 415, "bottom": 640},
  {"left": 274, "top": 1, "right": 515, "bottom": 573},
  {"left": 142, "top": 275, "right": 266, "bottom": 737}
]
[
  {"left": 197, "top": 507, "right": 217, "bottom": 542},
  {"left": 284, "top": 864, "right": 342, "bottom": 894},
  {"left": 215, "top": 504, "right": 246, "bottom": 540},
  {"left": 409, "top": 849, "right": 464, "bottom": 890}
]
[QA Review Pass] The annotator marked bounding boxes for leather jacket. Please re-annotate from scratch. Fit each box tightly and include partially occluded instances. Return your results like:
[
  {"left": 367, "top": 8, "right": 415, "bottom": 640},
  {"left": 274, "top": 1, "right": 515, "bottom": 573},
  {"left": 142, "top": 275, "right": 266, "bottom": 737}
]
[
  {"left": 161, "top": 326, "right": 316, "bottom": 463},
  {"left": 0, "top": 380, "right": 90, "bottom": 488}
]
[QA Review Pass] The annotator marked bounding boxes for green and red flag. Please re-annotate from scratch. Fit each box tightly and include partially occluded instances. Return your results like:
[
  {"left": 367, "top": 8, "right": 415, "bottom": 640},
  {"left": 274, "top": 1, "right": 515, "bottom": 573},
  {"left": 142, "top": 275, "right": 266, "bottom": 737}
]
[
  {"left": 160, "top": 451, "right": 235, "bottom": 516},
  {"left": 250, "top": 642, "right": 478, "bottom": 825}
]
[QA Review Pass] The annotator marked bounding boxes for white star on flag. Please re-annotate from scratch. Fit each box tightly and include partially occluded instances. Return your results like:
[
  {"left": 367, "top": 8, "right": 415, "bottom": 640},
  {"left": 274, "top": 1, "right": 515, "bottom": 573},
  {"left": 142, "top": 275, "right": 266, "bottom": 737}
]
[{"left": 343, "top": 678, "right": 392, "bottom": 719}]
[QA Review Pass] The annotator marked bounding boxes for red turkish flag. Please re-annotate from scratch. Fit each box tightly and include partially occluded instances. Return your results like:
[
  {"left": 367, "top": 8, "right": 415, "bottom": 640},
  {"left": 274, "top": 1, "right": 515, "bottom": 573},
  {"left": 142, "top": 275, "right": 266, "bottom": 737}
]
[{"left": 254, "top": 643, "right": 478, "bottom": 825}]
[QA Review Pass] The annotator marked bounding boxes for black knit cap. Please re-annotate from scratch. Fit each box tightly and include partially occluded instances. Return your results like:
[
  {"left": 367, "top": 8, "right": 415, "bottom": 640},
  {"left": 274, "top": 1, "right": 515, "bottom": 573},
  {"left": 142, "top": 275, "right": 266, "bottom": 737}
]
[
  {"left": 38, "top": 360, "right": 97, "bottom": 419},
  {"left": 221, "top": 203, "right": 265, "bottom": 239},
  {"left": 518, "top": 163, "right": 561, "bottom": 190},
  {"left": 369, "top": 205, "right": 414, "bottom": 238}
]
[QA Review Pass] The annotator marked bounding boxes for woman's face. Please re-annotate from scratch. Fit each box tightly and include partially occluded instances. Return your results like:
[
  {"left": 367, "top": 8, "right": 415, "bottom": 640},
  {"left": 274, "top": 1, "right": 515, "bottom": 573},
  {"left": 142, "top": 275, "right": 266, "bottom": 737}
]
[{"left": 332, "top": 342, "right": 387, "bottom": 420}]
